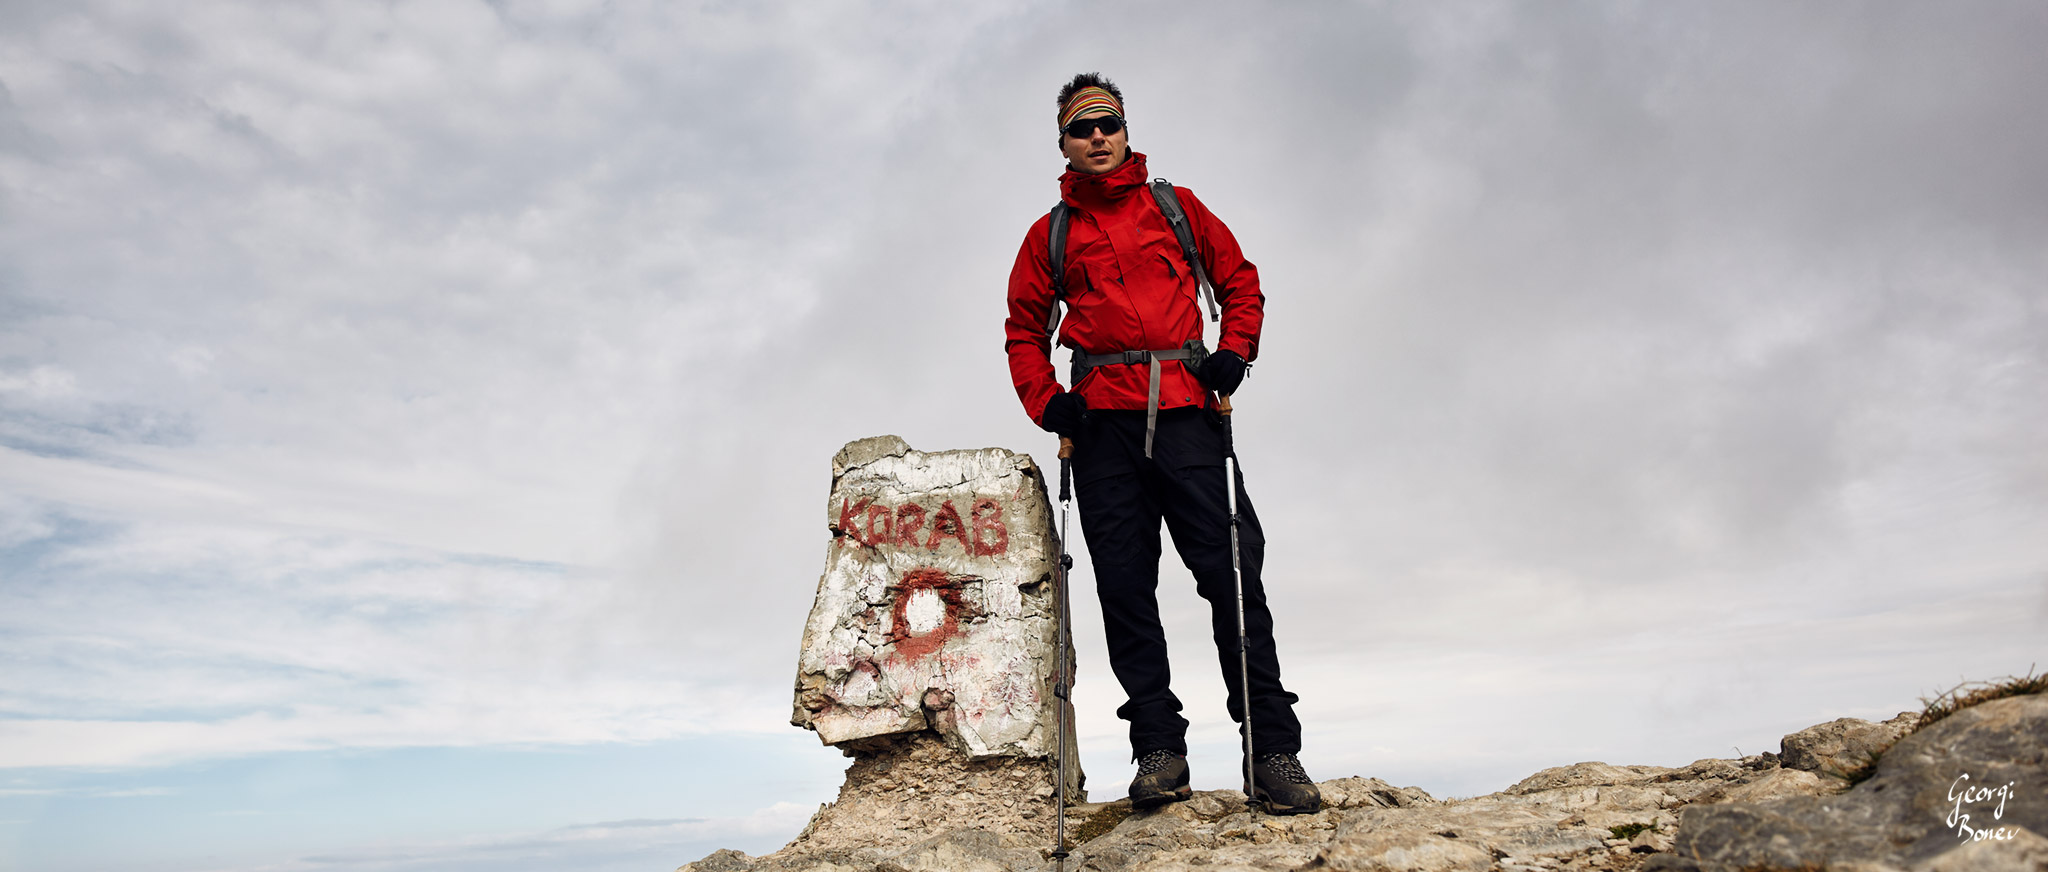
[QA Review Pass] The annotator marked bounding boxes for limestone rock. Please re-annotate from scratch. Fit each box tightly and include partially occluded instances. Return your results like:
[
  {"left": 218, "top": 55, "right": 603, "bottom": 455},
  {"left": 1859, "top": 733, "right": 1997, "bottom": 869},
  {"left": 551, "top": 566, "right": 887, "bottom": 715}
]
[
  {"left": 768, "top": 731, "right": 1068, "bottom": 865},
  {"left": 1057, "top": 774, "right": 1676, "bottom": 872},
  {"left": 680, "top": 699, "right": 2043, "bottom": 872},
  {"left": 1314, "top": 803, "right": 1573, "bottom": 871},
  {"left": 871, "top": 828, "right": 1045, "bottom": 872},
  {"left": 1645, "top": 760, "right": 1756, "bottom": 807},
  {"left": 793, "top": 436, "right": 1080, "bottom": 799},
  {"left": 677, "top": 848, "right": 756, "bottom": 872},
  {"left": 1777, "top": 711, "right": 1917, "bottom": 777},
  {"left": 1914, "top": 826, "right": 2048, "bottom": 872},
  {"left": 1059, "top": 789, "right": 1336, "bottom": 871},
  {"left": 1692, "top": 767, "right": 1831, "bottom": 805},
  {"left": 1318, "top": 776, "right": 1440, "bottom": 810},
  {"left": 1508, "top": 763, "right": 1673, "bottom": 795},
  {"left": 739, "top": 438, "right": 1088, "bottom": 872},
  {"left": 1658, "top": 694, "right": 2048, "bottom": 872}
]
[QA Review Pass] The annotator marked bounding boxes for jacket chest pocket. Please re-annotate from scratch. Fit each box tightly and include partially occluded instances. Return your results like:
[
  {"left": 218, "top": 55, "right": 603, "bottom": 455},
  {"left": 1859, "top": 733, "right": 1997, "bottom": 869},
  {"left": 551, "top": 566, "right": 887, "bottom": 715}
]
[
  {"left": 1152, "top": 250, "right": 1198, "bottom": 302},
  {"left": 1065, "top": 235, "right": 1119, "bottom": 296},
  {"left": 1156, "top": 251, "right": 1182, "bottom": 281},
  {"left": 1062, "top": 259, "right": 1098, "bottom": 300}
]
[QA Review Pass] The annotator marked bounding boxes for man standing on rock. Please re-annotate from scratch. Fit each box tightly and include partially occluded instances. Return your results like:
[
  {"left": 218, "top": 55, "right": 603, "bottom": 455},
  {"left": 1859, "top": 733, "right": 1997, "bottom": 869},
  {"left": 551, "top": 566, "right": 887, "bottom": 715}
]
[{"left": 1003, "top": 73, "right": 1320, "bottom": 815}]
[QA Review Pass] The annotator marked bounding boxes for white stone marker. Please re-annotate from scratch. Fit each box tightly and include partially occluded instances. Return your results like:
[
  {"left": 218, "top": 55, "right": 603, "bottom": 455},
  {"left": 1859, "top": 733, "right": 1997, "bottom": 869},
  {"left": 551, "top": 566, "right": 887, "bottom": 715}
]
[{"left": 792, "top": 435, "right": 1080, "bottom": 796}]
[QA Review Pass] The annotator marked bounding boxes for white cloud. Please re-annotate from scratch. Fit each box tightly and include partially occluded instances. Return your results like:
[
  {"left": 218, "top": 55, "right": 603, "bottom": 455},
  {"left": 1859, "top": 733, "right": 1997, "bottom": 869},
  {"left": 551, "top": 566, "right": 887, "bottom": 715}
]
[
  {"left": 0, "top": 516, "right": 817, "bottom": 768},
  {"left": 0, "top": 365, "right": 74, "bottom": 400},
  {"left": 0, "top": 785, "right": 172, "bottom": 798}
]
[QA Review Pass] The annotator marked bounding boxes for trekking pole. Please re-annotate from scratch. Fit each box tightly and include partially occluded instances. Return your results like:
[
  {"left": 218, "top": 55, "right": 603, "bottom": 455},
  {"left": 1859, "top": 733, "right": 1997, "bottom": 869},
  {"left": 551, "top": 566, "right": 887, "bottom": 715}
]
[
  {"left": 1219, "top": 395, "right": 1254, "bottom": 803},
  {"left": 1052, "top": 436, "right": 1076, "bottom": 871}
]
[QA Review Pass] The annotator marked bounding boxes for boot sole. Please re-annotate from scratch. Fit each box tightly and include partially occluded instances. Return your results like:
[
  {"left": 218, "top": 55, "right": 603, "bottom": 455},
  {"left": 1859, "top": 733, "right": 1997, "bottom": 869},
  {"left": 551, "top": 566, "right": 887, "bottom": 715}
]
[
  {"left": 1253, "top": 791, "right": 1321, "bottom": 816},
  {"left": 1130, "top": 784, "right": 1193, "bottom": 809}
]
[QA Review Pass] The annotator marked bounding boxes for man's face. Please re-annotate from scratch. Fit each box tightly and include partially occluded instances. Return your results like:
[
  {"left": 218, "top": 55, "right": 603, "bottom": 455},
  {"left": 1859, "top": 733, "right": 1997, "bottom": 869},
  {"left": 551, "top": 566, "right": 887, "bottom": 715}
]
[{"left": 1060, "top": 110, "right": 1128, "bottom": 175}]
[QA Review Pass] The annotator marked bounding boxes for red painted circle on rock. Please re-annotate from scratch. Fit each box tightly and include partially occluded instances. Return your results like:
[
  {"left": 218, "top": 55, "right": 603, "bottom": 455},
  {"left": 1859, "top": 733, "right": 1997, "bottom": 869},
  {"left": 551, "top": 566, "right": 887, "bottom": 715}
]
[{"left": 889, "top": 568, "right": 967, "bottom": 659}]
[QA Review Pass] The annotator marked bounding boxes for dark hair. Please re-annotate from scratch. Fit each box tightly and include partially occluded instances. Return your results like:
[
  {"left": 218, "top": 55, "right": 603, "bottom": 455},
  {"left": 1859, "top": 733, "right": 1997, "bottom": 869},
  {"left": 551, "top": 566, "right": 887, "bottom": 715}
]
[
  {"left": 1057, "top": 72, "right": 1124, "bottom": 115},
  {"left": 1056, "top": 73, "right": 1127, "bottom": 154}
]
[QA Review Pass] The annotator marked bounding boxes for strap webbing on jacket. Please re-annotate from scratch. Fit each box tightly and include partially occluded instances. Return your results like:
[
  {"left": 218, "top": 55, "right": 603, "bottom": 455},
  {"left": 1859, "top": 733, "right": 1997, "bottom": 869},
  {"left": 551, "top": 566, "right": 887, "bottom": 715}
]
[
  {"left": 1145, "top": 180, "right": 1221, "bottom": 325},
  {"left": 1043, "top": 178, "right": 1220, "bottom": 339},
  {"left": 1071, "top": 339, "right": 1209, "bottom": 458},
  {"left": 1044, "top": 202, "right": 1072, "bottom": 335}
]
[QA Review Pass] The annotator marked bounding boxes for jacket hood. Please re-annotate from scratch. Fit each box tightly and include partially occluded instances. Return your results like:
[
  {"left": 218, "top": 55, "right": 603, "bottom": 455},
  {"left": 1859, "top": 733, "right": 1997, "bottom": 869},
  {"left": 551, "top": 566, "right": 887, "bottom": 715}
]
[{"left": 1060, "top": 150, "right": 1150, "bottom": 209}]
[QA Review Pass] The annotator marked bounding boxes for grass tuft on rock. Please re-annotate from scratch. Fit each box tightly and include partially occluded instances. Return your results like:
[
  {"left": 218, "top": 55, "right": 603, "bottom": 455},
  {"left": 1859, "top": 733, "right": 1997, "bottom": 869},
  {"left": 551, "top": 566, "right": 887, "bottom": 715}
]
[
  {"left": 1915, "top": 667, "right": 2047, "bottom": 734},
  {"left": 1608, "top": 822, "right": 1659, "bottom": 841},
  {"left": 1070, "top": 803, "right": 1133, "bottom": 846},
  {"left": 1813, "top": 669, "right": 2043, "bottom": 790}
]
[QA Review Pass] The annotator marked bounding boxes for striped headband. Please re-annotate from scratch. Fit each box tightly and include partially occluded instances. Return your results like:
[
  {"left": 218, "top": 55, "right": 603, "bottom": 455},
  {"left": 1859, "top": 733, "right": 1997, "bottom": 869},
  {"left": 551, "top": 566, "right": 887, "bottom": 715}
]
[{"left": 1058, "top": 86, "right": 1124, "bottom": 129}]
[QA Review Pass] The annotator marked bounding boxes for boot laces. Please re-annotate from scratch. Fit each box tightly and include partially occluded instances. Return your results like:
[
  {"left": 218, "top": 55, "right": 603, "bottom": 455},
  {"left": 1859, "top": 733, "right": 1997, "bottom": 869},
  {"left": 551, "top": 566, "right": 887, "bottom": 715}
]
[
  {"left": 1257, "top": 753, "right": 1313, "bottom": 784},
  {"left": 1135, "top": 749, "right": 1180, "bottom": 776}
]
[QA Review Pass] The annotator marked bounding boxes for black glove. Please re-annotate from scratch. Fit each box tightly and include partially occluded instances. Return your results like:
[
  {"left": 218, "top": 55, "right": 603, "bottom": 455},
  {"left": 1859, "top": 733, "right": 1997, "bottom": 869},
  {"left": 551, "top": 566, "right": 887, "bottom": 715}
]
[
  {"left": 1040, "top": 392, "right": 1088, "bottom": 437},
  {"left": 1196, "top": 350, "right": 1248, "bottom": 396}
]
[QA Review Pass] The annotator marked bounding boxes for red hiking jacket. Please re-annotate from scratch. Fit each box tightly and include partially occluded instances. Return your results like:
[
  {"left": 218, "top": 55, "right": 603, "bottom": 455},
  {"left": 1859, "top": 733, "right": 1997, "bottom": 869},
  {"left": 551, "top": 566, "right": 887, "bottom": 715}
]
[{"left": 1004, "top": 152, "right": 1265, "bottom": 428}]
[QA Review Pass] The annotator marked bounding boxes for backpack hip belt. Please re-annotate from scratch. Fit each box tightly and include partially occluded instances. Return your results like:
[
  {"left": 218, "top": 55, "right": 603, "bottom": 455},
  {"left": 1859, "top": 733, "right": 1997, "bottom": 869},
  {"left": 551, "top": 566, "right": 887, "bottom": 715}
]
[{"left": 1070, "top": 339, "right": 1209, "bottom": 459}]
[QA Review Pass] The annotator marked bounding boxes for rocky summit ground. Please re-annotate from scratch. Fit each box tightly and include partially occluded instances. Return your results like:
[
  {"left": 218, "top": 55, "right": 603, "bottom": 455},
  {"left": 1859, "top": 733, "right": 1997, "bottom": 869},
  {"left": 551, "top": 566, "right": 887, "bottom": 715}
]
[{"left": 680, "top": 691, "right": 2048, "bottom": 872}]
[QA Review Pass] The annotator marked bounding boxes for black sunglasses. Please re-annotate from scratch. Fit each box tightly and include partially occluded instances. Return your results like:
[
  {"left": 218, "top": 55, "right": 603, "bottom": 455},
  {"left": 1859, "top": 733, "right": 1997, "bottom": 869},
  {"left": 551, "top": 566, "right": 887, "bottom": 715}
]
[{"left": 1061, "top": 115, "right": 1126, "bottom": 139}]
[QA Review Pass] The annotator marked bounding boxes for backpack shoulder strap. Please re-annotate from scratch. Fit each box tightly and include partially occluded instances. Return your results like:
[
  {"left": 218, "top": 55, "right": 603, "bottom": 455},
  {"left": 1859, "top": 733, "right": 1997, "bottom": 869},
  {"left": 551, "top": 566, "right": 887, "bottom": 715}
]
[
  {"left": 1147, "top": 179, "right": 1220, "bottom": 323},
  {"left": 1045, "top": 202, "right": 1071, "bottom": 336}
]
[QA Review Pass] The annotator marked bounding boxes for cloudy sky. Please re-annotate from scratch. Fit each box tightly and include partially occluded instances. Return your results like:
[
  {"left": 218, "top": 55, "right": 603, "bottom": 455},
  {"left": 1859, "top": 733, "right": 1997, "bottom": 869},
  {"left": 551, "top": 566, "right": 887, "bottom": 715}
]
[{"left": 2, "top": 1, "right": 2043, "bottom": 869}]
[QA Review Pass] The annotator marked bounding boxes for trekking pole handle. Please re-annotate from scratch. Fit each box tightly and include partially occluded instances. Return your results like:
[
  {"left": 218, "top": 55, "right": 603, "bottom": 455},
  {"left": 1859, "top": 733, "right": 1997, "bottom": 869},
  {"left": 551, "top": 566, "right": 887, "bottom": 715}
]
[
  {"left": 1218, "top": 395, "right": 1233, "bottom": 416},
  {"left": 1059, "top": 437, "right": 1074, "bottom": 459}
]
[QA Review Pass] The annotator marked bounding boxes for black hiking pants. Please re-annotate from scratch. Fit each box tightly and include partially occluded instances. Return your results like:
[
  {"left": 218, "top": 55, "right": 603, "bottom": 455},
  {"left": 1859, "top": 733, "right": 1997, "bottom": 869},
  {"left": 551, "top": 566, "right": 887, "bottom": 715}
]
[{"left": 1070, "top": 406, "right": 1303, "bottom": 761}]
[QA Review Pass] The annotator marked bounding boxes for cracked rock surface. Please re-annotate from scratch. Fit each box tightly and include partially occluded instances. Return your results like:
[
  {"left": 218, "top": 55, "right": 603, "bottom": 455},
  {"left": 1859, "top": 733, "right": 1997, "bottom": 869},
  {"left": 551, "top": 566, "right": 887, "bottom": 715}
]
[
  {"left": 1776, "top": 711, "right": 1918, "bottom": 777},
  {"left": 680, "top": 696, "right": 2047, "bottom": 871},
  {"left": 678, "top": 744, "right": 1828, "bottom": 872},
  {"left": 1651, "top": 694, "right": 2048, "bottom": 872},
  {"left": 792, "top": 436, "right": 1079, "bottom": 792}
]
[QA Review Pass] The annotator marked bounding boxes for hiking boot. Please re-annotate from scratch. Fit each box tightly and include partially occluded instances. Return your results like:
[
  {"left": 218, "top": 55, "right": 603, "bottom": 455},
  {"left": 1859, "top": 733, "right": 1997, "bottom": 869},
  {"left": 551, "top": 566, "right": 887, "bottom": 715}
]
[
  {"left": 1248, "top": 752, "right": 1321, "bottom": 815},
  {"left": 1129, "top": 749, "right": 1192, "bottom": 808}
]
